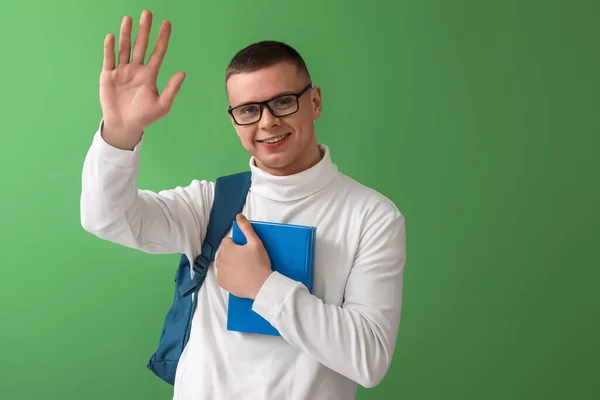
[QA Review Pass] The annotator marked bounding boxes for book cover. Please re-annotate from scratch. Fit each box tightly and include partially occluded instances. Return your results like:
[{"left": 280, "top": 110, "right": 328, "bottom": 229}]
[{"left": 227, "top": 220, "right": 316, "bottom": 336}]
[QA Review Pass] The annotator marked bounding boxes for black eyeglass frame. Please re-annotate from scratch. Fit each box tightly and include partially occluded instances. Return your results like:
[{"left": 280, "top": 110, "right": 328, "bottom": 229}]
[{"left": 227, "top": 83, "right": 313, "bottom": 126}]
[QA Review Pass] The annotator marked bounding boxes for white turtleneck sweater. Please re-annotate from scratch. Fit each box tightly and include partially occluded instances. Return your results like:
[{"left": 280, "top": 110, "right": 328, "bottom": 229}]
[{"left": 80, "top": 125, "right": 407, "bottom": 400}]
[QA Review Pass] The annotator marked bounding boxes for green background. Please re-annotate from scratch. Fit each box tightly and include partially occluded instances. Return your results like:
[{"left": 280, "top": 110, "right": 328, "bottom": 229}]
[{"left": 0, "top": 0, "right": 598, "bottom": 399}]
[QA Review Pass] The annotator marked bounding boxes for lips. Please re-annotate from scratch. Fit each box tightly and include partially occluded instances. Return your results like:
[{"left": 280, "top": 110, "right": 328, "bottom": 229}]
[{"left": 257, "top": 133, "right": 291, "bottom": 144}]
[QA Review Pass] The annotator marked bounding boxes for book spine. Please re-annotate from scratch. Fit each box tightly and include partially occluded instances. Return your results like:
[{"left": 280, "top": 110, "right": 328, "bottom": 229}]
[{"left": 307, "top": 228, "right": 316, "bottom": 293}]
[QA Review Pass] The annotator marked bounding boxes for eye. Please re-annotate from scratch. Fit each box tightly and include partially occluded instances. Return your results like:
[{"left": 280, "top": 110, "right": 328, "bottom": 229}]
[
  {"left": 272, "top": 96, "right": 294, "bottom": 109},
  {"left": 240, "top": 106, "right": 258, "bottom": 115}
]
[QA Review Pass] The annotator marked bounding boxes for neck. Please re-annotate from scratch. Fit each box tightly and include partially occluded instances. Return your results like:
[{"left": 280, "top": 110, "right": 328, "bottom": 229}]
[{"left": 249, "top": 143, "right": 339, "bottom": 202}]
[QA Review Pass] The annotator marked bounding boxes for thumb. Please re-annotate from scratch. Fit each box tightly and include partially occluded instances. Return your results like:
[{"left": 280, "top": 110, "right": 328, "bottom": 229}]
[
  {"left": 236, "top": 213, "right": 260, "bottom": 243},
  {"left": 159, "top": 71, "right": 186, "bottom": 110}
]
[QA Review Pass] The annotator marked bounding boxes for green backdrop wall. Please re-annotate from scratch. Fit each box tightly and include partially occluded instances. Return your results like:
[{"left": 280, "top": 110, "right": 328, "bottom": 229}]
[{"left": 0, "top": 0, "right": 598, "bottom": 399}]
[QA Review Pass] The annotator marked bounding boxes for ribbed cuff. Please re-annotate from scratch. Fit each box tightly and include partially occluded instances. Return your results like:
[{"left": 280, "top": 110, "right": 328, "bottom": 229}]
[
  {"left": 252, "top": 271, "right": 299, "bottom": 323},
  {"left": 91, "top": 120, "right": 143, "bottom": 168}
]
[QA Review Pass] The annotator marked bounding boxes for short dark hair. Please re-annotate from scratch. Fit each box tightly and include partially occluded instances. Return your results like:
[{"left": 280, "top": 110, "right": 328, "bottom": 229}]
[{"left": 225, "top": 40, "right": 311, "bottom": 84}]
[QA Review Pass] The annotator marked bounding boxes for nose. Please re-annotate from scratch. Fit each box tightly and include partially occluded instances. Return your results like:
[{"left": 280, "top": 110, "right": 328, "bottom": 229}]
[{"left": 258, "top": 104, "right": 280, "bottom": 129}]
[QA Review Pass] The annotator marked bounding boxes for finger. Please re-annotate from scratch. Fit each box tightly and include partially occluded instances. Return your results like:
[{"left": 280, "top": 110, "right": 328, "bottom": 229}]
[
  {"left": 131, "top": 10, "right": 152, "bottom": 64},
  {"left": 159, "top": 71, "right": 186, "bottom": 110},
  {"left": 236, "top": 213, "right": 260, "bottom": 243},
  {"left": 117, "top": 15, "right": 133, "bottom": 65},
  {"left": 148, "top": 20, "right": 171, "bottom": 68},
  {"left": 216, "top": 238, "right": 232, "bottom": 263},
  {"left": 220, "top": 237, "right": 233, "bottom": 247},
  {"left": 102, "top": 33, "right": 115, "bottom": 71}
]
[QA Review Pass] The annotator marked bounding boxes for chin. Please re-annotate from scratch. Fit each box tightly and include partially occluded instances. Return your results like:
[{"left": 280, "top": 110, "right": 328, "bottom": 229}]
[
  {"left": 255, "top": 154, "right": 299, "bottom": 175},
  {"left": 257, "top": 155, "right": 290, "bottom": 169}
]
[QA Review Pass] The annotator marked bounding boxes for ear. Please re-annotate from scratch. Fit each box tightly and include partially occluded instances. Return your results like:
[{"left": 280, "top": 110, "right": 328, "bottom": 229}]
[{"left": 310, "top": 85, "right": 323, "bottom": 119}]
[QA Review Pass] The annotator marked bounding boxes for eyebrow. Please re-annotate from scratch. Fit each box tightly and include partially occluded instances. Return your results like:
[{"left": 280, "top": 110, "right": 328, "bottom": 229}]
[{"left": 230, "top": 89, "right": 300, "bottom": 109}]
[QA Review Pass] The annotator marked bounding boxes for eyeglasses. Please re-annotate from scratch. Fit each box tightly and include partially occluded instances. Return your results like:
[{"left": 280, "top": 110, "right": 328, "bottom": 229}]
[{"left": 228, "top": 83, "right": 313, "bottom": 126}]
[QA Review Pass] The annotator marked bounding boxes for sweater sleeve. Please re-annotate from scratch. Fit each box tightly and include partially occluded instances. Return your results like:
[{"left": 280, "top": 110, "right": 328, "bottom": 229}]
[
  {"left": 80, "top": 123, "right": 213, "bottom": 256},
  {"left": 251, "top": 210, "right": 407, "bottom": 388}
]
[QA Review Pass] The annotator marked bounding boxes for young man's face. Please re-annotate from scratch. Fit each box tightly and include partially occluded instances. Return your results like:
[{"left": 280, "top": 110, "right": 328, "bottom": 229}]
[{"left": 226, "top": 61, "right": 323, "bottom": 176}]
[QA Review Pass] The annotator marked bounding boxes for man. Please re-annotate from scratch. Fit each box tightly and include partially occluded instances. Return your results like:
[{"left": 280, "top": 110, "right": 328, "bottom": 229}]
[{"left": 81, "top": 9, "right": 407, "bottom": 400}]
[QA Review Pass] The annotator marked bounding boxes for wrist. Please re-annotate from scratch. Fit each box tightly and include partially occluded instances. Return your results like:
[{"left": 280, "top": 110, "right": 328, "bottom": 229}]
[
  {"left": 250, "top": 270, "right": 273, "bottom": 300},
  {"left": 101, "top": 120, "right": 143, "bottom": 150}
]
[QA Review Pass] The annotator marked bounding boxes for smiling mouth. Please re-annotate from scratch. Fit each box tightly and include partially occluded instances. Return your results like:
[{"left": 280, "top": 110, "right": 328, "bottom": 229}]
[{"left": 257, "top": 133, "right": 291, "bottom": 144}]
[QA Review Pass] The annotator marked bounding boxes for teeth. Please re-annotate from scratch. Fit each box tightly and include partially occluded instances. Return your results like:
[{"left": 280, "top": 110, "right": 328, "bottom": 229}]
[{"left": 263, "top": 134, "right": 289, "bottom": 144}]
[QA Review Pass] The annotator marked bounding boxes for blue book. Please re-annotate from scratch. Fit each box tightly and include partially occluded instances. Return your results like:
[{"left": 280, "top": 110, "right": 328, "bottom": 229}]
[{"left": 227, "top": 220, "right": 316, "bottom": 336}]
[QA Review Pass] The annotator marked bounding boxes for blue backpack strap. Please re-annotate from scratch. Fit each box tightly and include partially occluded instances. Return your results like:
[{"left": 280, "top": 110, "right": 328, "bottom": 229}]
[
  {"left": 146, "top": 171, "right": 251, "bottom": 386},
  {"left": 179, "top": 171, "right": 252, "bottom": 297}
]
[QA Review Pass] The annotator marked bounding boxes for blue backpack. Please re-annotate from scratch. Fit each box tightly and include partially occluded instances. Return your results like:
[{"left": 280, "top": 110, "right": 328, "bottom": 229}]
[{"left": 146, "top": 171, "right": 252, "bottom": 386}]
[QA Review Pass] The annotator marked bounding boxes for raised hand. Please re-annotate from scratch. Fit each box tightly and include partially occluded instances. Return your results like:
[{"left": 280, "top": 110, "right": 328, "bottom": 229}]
[{"left": 99, "top": 10, "right": 186, "bottom": 150}]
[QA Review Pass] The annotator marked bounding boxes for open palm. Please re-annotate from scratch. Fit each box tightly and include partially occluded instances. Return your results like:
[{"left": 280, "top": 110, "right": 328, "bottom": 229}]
[{"left": 100, "top": 10, "right": 185, "bottom": 149}]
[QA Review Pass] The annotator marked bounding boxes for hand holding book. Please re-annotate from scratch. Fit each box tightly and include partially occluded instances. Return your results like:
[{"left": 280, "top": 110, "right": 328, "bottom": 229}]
[{"left": 215, "top": 213, "right": 274, "bottom": 300}]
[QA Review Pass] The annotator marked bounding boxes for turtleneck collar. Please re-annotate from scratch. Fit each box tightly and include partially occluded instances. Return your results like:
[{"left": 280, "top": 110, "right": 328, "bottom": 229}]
[{"left": 248, "top": 144, "right": 339, "bottom": 202}]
